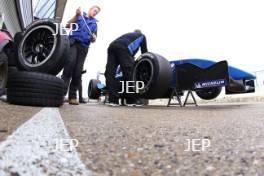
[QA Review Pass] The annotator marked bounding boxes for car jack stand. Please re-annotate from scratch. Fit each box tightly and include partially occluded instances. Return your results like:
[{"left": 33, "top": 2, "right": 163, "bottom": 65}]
[
  {"left": 183, "top": 90, "right": 198, "bottom": 107},
  {"left": 167, "top": 89, "right": 198, "bottom": 107},
  {"left": 167, "top": 89, "right": 183, "bottom": 107}
]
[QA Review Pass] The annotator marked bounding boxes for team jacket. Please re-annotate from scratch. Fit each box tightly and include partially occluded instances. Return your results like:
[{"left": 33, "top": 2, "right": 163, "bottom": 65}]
[
  {"left": 111, "top": 32, "right": 148, "bottom": 56},
  {"left": 69, "top": 12, "right": 98, "bottom": 48}
]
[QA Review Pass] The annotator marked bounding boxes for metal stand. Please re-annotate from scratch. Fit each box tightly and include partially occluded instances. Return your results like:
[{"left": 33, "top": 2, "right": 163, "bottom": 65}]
[
  {"left": 167, "top": 89, "right": 182, "bottom": 107},
  {"left": 167, "top": 89, "right": 198, "bottom": 107},
  {"left": 183, "top": 90, "right": 198, "bottom": 107}
]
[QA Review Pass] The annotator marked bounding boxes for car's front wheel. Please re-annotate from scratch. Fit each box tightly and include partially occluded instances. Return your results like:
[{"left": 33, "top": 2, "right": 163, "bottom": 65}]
[{"left": 195, "top": 87, "right": 222, "bottom": 100}]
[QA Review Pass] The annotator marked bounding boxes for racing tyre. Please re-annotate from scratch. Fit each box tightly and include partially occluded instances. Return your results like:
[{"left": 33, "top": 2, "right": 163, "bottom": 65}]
[
  {"left": 17, "top": 19, "right": 69, "bottom": 75},
  {"left": 0, "top": 52, "right": 8, "bottom": 91},
  {"left": 7, "top": 71, "right": 64, "bottom": 107},
  {"left": 88, "top": 79, "right": 101, "bottom": 99},
  {"left": 8, "top": 66, "right": 17, "bottom": 74},
  {"left": 132, "top": 52, "right": 172, "bottom": 99},
  {"left": 195, "top": 87, "right": 222, "bottom": 100}
]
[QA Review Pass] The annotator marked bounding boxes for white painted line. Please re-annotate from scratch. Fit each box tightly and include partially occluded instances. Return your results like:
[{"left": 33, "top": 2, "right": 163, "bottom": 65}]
[{"left": 0, "top": 108, "right": 92, "bottom": 176}]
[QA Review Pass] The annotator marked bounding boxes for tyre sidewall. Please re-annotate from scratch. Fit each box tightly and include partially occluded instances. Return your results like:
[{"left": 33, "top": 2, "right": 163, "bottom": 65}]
[
  {"left": 88, "top": 79, "right": 101, "bottom": 99},
  {"left": 133, "top": 53, "right": 172, "bottom": 99},
  {"left": 17, "top": 19, "right": 69, "bottom": 75},
  {"left": 7, "top": 71, "right": 64, "bottom": 107}
]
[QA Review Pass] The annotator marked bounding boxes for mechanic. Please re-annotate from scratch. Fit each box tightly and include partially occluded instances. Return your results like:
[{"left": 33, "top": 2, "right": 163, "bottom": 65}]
[
  {"left": 104, "top": 30, "right": 148, "bottom": 106},
  {"left": 62, "top": 5, "right": 100, "bottom": 105}
]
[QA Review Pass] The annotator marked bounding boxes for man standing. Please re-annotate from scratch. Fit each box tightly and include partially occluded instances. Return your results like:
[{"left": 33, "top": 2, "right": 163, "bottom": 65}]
[
  {"left": 62, "top": 5, "right": 100, "bottom": 105},
  {"left": 105, "top": 30, "right": 148, "bottom": 106}
]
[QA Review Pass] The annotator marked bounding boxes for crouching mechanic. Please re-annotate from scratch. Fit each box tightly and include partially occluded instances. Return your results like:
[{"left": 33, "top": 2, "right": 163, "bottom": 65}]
[
  {"left": 105, "top": 30, "right": 148, "bottom": 106},
  {"left": 62, "top": 5, "right": 100, "bottom": 105}
]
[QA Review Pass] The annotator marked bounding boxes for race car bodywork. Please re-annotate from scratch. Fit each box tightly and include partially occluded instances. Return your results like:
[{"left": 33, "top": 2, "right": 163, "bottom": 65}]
[
  {"left": 88, "top": 52, "right": 256, "bottom": 101},
  {"left": 170, "top": 58, "right": 255, "bottom": 83},
  {"left": 169, "top": 58, "right": 256, "bottom": 93}
]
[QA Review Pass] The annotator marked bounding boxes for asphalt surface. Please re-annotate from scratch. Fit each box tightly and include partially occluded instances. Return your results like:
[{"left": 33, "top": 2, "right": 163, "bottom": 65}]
[
  {"left": 59, "top": 102, "right": 264, "bottom": 176},
  {"left": 0, "top": 101, "right": 41, "bottom": 142},
  {"left": 1, "top": 100, "right": 264, "bottom": 175}
]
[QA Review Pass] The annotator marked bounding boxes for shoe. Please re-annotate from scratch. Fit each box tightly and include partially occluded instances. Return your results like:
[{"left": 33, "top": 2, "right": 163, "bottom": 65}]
[
  {"left": 126, "top": 99, "right": 144, "bottom": 107},
  {"left": 126, "top": 103, "right": 144, "bottom": 107},
  {"left": 126, "top": 99, "right": 138, "bottom": 107},
  {"left": 79, "top": 99, "right": 87, "bottom": 104},
  {"left": 126, "top": 103, "right": 136, "bottom": 107},
  {"left": 69, "top": 98, "right": 79, "bottom": 105},
  {"left": 135, "top": 103, "right": 144, "bottom": 107},
  {"left": 108, "top": 95, "right": 119, "bottom": 107},
  {"left": 108, "top": 102, "right": 120, "bottom": 107}
]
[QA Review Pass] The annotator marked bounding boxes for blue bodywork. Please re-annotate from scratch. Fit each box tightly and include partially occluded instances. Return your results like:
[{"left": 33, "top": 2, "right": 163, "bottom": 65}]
[
  {"left": 169, "top": 59, "right": 256, "bottom": 88},
  {"left": 114, "top": 58, "right": 256, "bottom": 90},
  {"left": 95, "top": 58, "right": 256, "bottom": 99}
]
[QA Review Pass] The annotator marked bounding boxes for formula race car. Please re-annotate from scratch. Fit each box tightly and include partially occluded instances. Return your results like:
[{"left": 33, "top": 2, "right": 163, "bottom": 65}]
[{"left": 88, "top": 52, "right": 256, "bottom": 101}]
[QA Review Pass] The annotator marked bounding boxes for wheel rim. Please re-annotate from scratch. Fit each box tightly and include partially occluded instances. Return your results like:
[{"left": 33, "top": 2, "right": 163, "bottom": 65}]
[
  {"left": 21, "top": 25, "right": 57, "bottom": 67},
  {"left": 133, "top": 58, "right": 154, "bottom": 93}
]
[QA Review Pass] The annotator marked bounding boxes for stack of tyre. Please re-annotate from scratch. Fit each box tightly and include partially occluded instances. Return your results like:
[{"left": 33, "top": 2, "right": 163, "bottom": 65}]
[{"left": 6, "top": 19, "right": 69, "bottom": 107}]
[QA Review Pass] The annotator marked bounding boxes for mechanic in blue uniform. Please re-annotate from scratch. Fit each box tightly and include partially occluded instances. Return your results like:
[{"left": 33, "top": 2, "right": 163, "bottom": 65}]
[
  {"left": 105, "top": 30, "right": 148, "bottom": 106},
  {"left": 62, "top": 5, "right": 100, "bottom": 105}
]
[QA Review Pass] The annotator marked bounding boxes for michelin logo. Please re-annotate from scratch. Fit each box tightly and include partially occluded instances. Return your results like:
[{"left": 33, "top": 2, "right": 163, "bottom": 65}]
[{"left": 195, "top": 79, "right": 227, "bottom": 89}]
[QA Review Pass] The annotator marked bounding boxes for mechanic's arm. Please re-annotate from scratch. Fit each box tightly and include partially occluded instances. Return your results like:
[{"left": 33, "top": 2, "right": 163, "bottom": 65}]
[
  {"left": 140, "top": 35, "right": 148, "bottom": 53},
  {"left": 66, "top": 7, "right": 81, "bottom": 28}
]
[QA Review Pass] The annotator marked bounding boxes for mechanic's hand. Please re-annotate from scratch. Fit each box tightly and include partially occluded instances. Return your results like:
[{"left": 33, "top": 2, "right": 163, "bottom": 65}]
[
  {"left": 76, "top": 7, "right": 81, "bottom": 16},
  {"left": 91, "top": 33, "right": 97, "bottom": 43}
]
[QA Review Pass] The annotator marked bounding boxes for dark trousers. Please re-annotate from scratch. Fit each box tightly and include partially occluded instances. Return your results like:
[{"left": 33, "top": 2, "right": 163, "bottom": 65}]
[
  {"left": 62, "top": 42, "right": 88, "bottom": 99},
  {"left": 104, "top": 44, "right": 135, "bottom": 103},
  {"left": 78, "top": 78, "right": 83, "bottom": 101}
]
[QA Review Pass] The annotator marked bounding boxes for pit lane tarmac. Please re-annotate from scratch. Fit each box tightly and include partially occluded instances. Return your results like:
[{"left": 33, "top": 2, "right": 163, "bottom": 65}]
[{"left": 1, "top": 101, "right": 264, "bottom": 175}]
